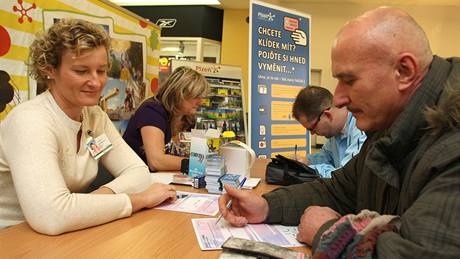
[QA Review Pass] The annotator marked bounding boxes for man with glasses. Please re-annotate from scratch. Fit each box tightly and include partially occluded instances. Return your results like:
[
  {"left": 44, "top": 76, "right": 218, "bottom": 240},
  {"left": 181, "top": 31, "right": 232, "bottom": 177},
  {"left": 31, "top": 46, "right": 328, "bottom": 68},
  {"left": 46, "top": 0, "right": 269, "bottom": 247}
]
[
  {"left": 292, "top": 86, "right": 366, "bottom": 178},
  {"left": 219, "top": 6, "right": 460, "bottom": 258}
]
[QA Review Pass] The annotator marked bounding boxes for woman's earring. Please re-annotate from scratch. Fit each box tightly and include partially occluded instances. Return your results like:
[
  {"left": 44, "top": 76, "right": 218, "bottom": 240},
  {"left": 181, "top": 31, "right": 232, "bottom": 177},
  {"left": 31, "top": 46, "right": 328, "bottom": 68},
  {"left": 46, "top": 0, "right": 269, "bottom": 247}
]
[{"left": 46, "top": 75, "right": 51, "bottom": 79}]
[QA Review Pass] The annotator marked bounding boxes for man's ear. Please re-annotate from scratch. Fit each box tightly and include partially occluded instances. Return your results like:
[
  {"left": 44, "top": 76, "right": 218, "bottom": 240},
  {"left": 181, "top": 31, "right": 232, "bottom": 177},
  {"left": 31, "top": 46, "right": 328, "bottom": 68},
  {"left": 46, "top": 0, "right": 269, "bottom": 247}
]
[
  {"left": 323, "top": 109, "right": 333, "bottom": 121},
  {"left": 395, "top": 53, "right": 418, "bottom": 91}
]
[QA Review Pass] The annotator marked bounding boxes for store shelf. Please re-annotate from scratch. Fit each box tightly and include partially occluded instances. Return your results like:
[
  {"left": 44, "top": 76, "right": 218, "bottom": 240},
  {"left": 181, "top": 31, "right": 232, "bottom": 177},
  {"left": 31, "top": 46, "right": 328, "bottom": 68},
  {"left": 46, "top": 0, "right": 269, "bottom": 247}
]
[
  {"left": 209, "top": 84, "right": 241, "bottom": 89},
  {"left": 170, "top": 60, "right": 246, "bottom": 143}
]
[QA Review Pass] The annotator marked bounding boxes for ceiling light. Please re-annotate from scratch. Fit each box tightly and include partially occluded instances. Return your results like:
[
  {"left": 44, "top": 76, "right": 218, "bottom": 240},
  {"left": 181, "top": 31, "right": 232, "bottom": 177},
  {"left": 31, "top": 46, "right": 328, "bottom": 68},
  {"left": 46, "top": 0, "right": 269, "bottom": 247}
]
[{"left": 109, "top": 0, "right": 221, "bottom": 6}]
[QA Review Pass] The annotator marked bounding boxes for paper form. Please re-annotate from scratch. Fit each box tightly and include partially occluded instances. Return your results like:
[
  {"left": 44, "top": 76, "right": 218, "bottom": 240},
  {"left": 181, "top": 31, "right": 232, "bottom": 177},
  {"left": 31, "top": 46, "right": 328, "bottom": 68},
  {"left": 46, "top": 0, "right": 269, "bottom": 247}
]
[
  {"left": 150, "top": 173, "right": 194, "bottom": 186},
  {"left": 150, "top": 173, "right": 176, "bottom": 184},
  {"left": 155, "top": 191, "right": 219, "bottom": 216},
  {"left": 241, "top": 178, "right": 261, "bottom": 189},
  {"left": 192, "top": 218, "right": 304, "bottom": 250}
]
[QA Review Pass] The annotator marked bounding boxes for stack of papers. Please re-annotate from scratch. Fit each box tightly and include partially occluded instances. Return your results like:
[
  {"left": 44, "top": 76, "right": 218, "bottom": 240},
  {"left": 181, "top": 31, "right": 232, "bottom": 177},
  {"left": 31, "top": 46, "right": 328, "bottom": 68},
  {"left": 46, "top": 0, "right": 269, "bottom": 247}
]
[
  {"left": 150, "top": 172, "right": 193, "bottom": 186},
  {"left": 172, "top": 174, "right": 193, "bottom": 186},
  {"left": 151, "top": 173, "right": 261, "bottom": 190},
  {"left": 205, "top": 156, "right": 226, "bottom": 194},
  {"left": 150, "top": 172, "right": 176, "bottom": 185},
  {"left": 192, "top": 218, "right": 304, "bottom": 250}
]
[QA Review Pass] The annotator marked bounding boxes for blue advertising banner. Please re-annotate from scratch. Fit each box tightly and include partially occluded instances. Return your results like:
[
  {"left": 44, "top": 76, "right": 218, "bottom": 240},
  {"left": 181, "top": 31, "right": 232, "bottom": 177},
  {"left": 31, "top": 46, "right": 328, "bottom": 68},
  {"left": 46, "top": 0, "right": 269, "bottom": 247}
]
[{"left": 249, "top": 0, "right": 310, "bottom": 159}]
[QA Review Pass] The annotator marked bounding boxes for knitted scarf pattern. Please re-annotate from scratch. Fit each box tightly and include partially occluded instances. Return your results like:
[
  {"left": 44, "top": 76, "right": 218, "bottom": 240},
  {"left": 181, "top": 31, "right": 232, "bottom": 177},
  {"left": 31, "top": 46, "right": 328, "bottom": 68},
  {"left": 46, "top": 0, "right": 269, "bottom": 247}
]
[{"left": 313, "top": 210, "right": 400, "bottom": 259}]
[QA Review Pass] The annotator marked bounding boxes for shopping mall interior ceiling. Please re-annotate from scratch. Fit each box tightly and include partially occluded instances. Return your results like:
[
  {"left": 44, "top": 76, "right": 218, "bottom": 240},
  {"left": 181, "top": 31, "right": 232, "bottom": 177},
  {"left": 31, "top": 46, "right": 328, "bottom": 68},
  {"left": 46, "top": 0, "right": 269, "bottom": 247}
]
[{"left": 219, "top": 0, "right": 460, "bottom": 9}]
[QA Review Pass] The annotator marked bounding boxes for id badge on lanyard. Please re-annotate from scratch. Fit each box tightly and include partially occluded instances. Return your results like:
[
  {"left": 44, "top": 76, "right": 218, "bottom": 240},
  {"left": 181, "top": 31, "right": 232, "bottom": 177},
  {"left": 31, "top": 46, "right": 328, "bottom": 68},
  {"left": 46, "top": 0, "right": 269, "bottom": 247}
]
[{"left": 86, "top": 133, "right": 113, "bottom": 160}]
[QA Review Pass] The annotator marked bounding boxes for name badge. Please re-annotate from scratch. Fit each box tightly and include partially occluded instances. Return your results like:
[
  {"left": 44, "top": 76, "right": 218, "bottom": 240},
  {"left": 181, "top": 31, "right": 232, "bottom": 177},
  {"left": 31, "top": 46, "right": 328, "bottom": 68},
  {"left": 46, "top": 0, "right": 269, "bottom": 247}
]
[{"left": 86, "top": 133, "right": 113, "bottom": 159}]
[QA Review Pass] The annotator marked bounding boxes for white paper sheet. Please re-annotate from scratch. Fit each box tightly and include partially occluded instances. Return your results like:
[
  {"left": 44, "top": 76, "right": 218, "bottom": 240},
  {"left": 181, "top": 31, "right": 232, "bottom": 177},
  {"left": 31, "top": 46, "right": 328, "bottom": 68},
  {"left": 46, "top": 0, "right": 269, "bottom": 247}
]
[
  {"left": 242, "top": 177, "right": 261, "bottom": 189},
  {"left": 154, "top": 191, "right": 220, "bottom": 216},
  {"left": 192, "top": 218, "right": 304, "bottom": 250},
  {"left": 150, "top": 173, "right": 194, "bottom": 186},
  {"left": 150, "top": 172, "right": 176, "bottom": 184}
]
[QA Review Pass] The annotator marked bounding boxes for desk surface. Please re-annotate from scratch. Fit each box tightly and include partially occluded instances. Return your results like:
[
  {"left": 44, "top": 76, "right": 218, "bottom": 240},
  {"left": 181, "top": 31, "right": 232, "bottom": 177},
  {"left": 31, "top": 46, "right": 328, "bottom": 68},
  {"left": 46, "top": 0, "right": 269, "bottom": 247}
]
[{"left": 0, "top": 159, "right": 311, "bottom": 258}]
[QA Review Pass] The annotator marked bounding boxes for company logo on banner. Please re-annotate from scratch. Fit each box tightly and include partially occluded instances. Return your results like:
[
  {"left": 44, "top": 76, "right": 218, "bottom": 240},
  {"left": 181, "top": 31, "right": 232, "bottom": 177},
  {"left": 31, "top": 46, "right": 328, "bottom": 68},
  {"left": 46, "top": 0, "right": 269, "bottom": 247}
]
[
  {"left": 195, "top": 65, "right": 222, "bottom": 74},
  {"left": 257, "top": 12, "right": 275, "bottom": 22},
  {"left": 249, "top": 0, "right": 311, "bottom": 159},
  {"left": 156, "top": 18, "right": 177, "bottom": 28}
]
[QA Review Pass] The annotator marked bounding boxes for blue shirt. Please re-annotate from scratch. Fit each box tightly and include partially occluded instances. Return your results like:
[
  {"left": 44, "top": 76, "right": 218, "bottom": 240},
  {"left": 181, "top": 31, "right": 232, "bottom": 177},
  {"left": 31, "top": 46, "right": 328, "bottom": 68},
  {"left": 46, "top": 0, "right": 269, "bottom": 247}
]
[{"left": 307, "top": 113, "right": 366, "bottom": 178}]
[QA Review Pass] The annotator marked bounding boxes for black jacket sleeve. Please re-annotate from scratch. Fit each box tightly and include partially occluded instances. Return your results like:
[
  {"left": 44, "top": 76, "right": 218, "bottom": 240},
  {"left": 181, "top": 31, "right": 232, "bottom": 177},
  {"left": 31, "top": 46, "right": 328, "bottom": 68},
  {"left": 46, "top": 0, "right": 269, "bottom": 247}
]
[
  {"left": 375, "top": 134, "right": 460, "bottom": 258},
  {"left": 262, "top": 140, "right": 369, "bottom": 225}
]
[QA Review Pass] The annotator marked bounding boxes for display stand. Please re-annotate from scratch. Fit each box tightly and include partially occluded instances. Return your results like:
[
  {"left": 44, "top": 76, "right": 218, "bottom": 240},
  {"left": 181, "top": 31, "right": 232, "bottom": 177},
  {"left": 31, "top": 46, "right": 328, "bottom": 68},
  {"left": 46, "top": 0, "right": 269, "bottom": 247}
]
[{"left": 169, "top": 60, "right": 247, "bottom": 143}]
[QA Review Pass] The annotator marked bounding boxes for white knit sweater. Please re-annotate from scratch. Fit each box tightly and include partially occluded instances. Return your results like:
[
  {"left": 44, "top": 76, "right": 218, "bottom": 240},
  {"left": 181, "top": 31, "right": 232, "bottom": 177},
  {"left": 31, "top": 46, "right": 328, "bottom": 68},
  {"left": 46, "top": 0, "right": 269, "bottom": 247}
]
[{"left": 0, "top": 91, "right": 150, "bottom": 235}]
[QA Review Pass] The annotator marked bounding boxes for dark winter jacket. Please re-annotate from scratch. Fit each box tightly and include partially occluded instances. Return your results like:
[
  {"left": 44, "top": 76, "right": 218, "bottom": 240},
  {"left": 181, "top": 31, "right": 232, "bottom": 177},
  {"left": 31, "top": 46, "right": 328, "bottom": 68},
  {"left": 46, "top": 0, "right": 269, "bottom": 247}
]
[{"left": 263, "top": 56, "right": 460, "bottom": 258}]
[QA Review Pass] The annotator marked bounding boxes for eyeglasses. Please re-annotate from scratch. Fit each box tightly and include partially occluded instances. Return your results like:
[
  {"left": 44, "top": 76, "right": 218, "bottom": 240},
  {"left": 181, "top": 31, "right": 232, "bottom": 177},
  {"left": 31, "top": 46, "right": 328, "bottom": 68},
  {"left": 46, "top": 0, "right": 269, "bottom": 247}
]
[{"left": 306, "top": 107, "right": 330, "bottom": 131}]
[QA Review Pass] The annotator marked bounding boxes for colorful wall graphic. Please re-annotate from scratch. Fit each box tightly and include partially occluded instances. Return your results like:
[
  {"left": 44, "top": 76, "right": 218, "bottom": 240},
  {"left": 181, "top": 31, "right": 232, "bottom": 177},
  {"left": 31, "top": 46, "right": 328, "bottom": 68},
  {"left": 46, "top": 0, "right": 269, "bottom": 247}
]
[{"left": 0, "top": 0, "right": 160, "bottom": 134}]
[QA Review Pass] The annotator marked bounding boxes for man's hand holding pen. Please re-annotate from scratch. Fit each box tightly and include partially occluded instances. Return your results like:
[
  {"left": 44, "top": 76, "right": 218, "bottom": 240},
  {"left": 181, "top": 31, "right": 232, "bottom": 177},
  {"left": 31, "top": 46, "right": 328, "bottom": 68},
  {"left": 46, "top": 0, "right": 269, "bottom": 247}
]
[
  {"left": 217, "top": 184, "right": 270, "bottom": 227},
  {"left": 216, "top": 177, "right": 247, "bottom": 225}
]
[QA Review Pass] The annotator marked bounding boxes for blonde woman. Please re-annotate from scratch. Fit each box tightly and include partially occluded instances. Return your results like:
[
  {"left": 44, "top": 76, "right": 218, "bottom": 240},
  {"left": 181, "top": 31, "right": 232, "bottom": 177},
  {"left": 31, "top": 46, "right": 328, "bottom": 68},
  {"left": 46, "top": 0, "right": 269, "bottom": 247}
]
[
  {"left": 0, "top": 19, "right": 177, "bottom": 235},
  {"left": 123, "top": 66, "right": 209, "bottom": 171}
]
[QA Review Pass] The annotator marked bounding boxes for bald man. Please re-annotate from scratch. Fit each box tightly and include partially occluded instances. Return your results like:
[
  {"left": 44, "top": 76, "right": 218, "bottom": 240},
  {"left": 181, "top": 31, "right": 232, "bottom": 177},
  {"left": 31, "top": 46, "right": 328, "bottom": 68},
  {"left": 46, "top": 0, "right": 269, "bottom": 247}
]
[{"left": 218, "top": 7, "right": 460, "bottom": 257}]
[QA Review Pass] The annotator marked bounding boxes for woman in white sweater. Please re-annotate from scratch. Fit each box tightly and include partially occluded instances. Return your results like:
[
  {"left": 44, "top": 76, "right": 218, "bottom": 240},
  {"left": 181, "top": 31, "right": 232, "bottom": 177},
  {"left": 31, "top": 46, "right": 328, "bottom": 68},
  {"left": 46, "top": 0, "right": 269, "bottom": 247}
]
[{"left": 0, "top": 19, "right": 177, "bottom": 235}]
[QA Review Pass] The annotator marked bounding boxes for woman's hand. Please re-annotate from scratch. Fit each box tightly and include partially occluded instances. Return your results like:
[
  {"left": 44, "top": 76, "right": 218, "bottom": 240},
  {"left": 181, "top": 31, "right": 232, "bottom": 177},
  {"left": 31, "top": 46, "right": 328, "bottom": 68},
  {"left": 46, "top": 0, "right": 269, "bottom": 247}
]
[{"left": 129, "top": 183, "right": 177, "bottom": 213}]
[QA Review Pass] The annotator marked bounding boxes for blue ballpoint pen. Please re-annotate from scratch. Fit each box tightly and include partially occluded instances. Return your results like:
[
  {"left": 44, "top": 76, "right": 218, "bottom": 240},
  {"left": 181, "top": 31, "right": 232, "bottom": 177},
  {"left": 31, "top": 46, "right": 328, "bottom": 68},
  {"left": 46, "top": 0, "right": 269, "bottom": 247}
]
[{"left": 215, "top": 177, "right": 247, "bottom": 225}]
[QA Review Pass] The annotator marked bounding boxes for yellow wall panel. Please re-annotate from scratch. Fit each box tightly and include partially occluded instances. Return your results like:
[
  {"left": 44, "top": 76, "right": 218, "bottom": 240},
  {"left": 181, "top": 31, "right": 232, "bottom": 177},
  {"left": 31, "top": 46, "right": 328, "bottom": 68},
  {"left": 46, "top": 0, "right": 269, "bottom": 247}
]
[
  {"left": 271, "top": 84, "right": 304, "bottom": 98},
  {"left": 271, "top": 138, "right": 306, "bottom": 149},
  {"left": 271, "top": 101, "right": 295, "bottom": 121},
  {"left": 272, "top": 124, "right": 305, "bottom": 136}
]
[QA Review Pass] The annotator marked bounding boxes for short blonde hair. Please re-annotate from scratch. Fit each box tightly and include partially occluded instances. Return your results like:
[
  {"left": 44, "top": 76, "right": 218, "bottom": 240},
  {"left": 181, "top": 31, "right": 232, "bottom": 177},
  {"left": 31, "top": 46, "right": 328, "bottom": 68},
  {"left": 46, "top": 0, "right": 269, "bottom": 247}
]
[
  {"left": 156, "top": 66, "right": 209, "bottom": 115},
  {"left": 28, "top": 18, "right": 111, "bottom": 84}
]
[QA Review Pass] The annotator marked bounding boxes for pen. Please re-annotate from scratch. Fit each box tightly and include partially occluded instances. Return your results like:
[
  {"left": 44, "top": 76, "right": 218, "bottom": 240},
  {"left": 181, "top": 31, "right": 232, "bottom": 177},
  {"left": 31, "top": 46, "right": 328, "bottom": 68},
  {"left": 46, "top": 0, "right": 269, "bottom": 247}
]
[
  {"left": 176, "top": 194, "right": 189, "bottom": 199},
  {"left": 215, "top": 177, "right": 247, "bottom": 225},
  {"left": 294, "top": 144, "right": 298, "bottom": 159}
]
